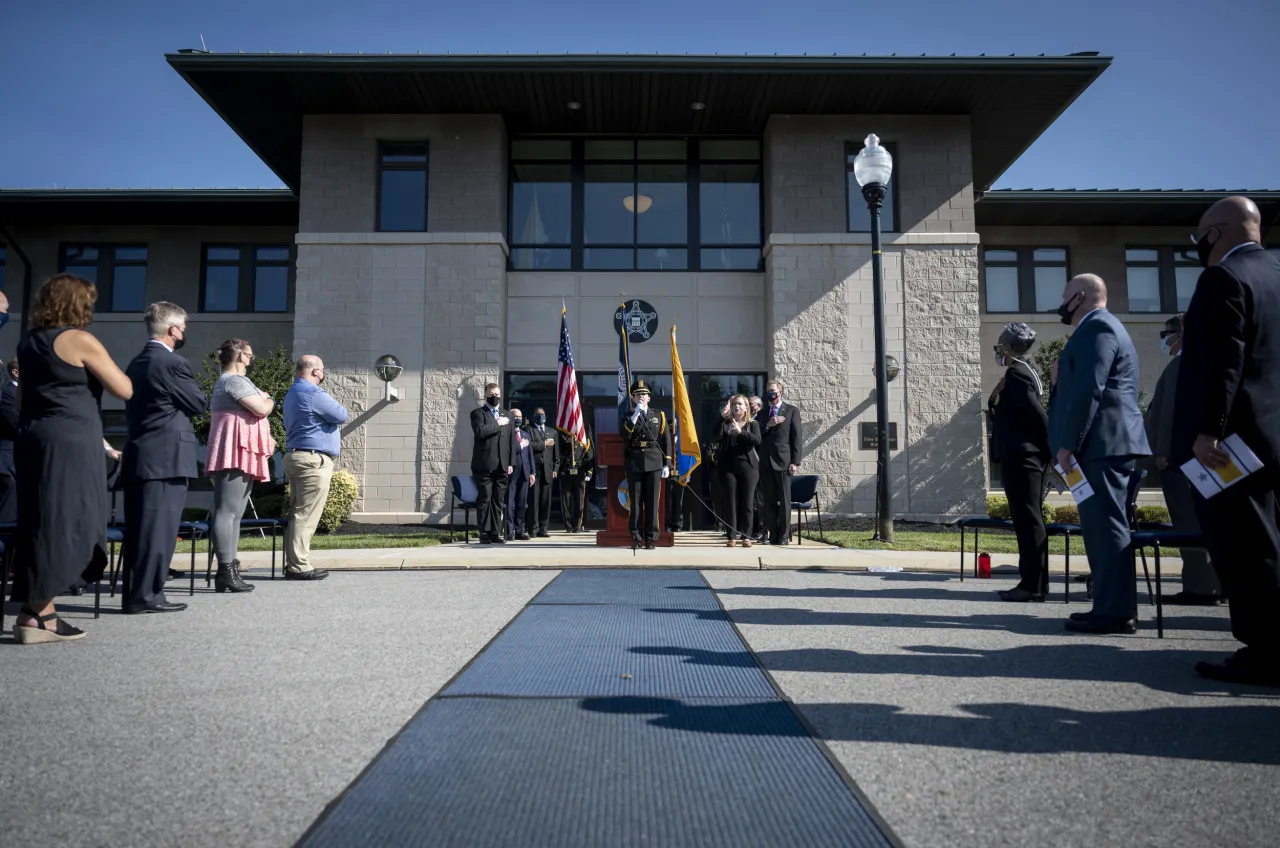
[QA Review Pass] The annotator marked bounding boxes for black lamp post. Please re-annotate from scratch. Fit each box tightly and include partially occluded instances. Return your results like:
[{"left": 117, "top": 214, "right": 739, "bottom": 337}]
[{"left": 853, "top": 134, "right": 895, "bottom": 542}]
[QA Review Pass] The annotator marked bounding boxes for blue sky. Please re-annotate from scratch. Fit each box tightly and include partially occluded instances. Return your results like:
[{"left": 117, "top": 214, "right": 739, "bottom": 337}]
[{"left": 1, "top": 0, "right": 1276, "bottom": 190}]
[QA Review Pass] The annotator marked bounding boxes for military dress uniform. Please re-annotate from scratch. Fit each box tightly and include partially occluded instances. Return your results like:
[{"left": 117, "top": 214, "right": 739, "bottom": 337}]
[
  {"left": 621, "top": 381, "right": 673, "bottom": 547},
  {"left": 558, "top": 427, "right": 595, "bottom": 532}
]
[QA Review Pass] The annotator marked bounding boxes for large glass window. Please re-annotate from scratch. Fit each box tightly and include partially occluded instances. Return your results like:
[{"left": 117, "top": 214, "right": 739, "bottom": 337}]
[
  {"left": 981, "top": 247, "right": 1069, "bottom": 313},
  {"left": 846, "top": 141, "right": 899, "bottom": 233},
  {"left": 1125, "top": 246, "right": 1205, "bottom": 314},
  {"left": 508, "top": 138, "right": 761, "bottom": 271},
  {"left": 377, "top": 143, "right": 428, "bottom": 232},
  {"left": 201, "top": 245, "right": 293, "bottom": 313},
  {"left": 60, "top": 244, "right": 148, "bottom": 312}
]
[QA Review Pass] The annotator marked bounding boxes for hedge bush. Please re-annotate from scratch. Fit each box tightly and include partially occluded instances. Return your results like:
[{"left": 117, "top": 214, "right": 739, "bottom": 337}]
[
  {"left": 1136, "top": 504, "right": 1172, "bottom": 524},
  {"left": 1054, "top": 505, "right": 1080, "bottom": 524},
  {"left": 986, "top": 495, "right": 1054, "bottom": 524},
  {"left": 285, "top": 468, "right": 360, "bottom": 533}
]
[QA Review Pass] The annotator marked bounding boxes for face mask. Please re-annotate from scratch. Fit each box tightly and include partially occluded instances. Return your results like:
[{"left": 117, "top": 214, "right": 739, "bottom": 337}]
[
  {"left": 1056, "top": 295, "right": 1078, "bottom": 326},
  {"left": 766, "top": 391, "right": 779, "bottom": 403},
  {"left": 173, "top": 335, "right": 186, "bottom": 351},
  {"left": 996, "top": 354, "right": 1008, "bottom": 366},
  {"left": 513, "top": 418, "right": 522, "bottom": 427},
  {"left": 487, "top": 395, "right": 501, "bottom": 407},
  {"left": 1194, "top": 230, "right": 1217, "bottom": 268},
  {"left": 534, "top": 414, "right": 545, "bottom": 425},
  {"left": 316, "top": 373, "right": 325, "bottom": 384}
]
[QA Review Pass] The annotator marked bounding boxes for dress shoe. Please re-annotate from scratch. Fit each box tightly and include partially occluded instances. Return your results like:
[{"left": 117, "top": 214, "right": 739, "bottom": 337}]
[
  {"left": 1194, "top": 649, "right": 1280, "bottom": 687},
  {"left": 167, "top": 569, "right": 184, "bottom": 581},
  {"left": 998, "top": 587, "right": 1045, "bottom": 603},
  {"left": 516, "top": 532, "right": 530, "bottom": 541},
  {"left": 1064, "top": 616, "right": 1136, "bottom": 635},
  {"left": 1068, "top": 611, "right": 1094, "bottom": 621},
  {"left": 67, "top": 585, "right": 86, "bottom": 597},
  {"left": 124, "top": 600, "right": 188, "bottom": 614},
  {"left": 1162, "top": 591, "right": 1222, "bottom": 606},
  {"left": 536, "top": 530, "right": 549, "bottom": 538},
  {"left": 284, "top": 568, "right": 329, "bottom": 581},
  {"left": 644, "top": 541, "right": 656, "bottom": 550},
  {"left": 490, "top": 534, "right": 506, "bottom": 544}
]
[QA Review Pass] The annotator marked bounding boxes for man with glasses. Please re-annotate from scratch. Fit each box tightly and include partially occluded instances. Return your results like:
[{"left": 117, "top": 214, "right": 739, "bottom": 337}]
[
  {"left": 1144, "top": 315, "right": 1221, "bottom": 605},
  {"left": 282, "top": 355, "right": 348, "bottom": 580},
  {"left": 1174, "top": 195, "right": 1280, "bottom": 686}
]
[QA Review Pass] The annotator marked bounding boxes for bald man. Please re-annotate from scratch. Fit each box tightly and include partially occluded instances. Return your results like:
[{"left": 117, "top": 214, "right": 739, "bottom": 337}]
[
  {"left": 1173, "top": 196, "right": 1280, "bottom": 686},
  {"left": 282, "top": 354, "right": 349, "bottom": 580},
  {"left": 1049, "top": 273, "right": 1151, "bottom": 634}
]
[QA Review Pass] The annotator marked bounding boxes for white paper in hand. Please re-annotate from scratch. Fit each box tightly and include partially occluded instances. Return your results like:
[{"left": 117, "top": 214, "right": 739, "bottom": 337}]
[
  {"left": 1180, "top": 434, "right": 1264, "bottom": 499},
  {"left": 1054, "top": 457, "right": 1094, "bottom": 505}
]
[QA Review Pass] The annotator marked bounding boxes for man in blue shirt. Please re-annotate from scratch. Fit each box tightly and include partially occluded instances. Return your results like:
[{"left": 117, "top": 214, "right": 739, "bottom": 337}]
[{"left": 282, "top": 354, "right": 349, "bottom": 580}]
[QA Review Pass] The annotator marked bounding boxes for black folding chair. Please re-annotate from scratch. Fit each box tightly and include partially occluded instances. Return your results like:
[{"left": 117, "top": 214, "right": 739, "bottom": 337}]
[
  {"left": 958, "top": 514, "right": 1080, "bottom": 602},
  {"left": 1130, "top": 530, "right": 1206, "bottom": 639},
  {"left": 790, "top": 474, "right": 823, "bottom": 544},
  {"left": 450, "top": 475, "right": 480, "bottom": 543}
]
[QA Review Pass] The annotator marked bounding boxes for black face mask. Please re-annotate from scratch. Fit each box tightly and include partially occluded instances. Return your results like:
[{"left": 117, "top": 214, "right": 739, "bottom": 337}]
[
  {"left": 173, "top": 335, "right": 186, "bottom": 351},
  {"left": 534, "top": 414, "right": 546, "bottom": 426},
  {"left": 766, "top": 391, "right": 779, "bottom": 403},
  {"left": 513, "top": 418, "right": 523, "bottom": 427},
  {"left": 487, "top": 395, "right": 501, "bottom": 407},
  {"left": 1056, "top": 294, "right": 1078, "bottom": 326},
  {"left": 1194, "top": 230, "right": 1218, "bottom": 268}
]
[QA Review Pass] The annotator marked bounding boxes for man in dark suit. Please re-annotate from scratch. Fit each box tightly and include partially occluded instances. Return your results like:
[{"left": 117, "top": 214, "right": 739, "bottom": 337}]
[
  {"left": 1144, "top": 314, "right": 1220, "bottom": 605},
  {"left": 756, "top": 379, "right": 804, "bottom": 545},
  {"left": 1049, "top": 274, "right": 1151, "bottom": 634},
  {"left": 526, "top": 407, "right": 558, "bottom": 538},
  {"left": 506, "top": 409, "right": 535, "bottom": 541},
  {"left": 1173, "top": 196, "right": 1280, "bottom": 686},
  {"left": 469, "top": 381, "right": 513, "bottom": 545},
  {"left": 621, "top": 380, "right": 671, "bottom": 549},
  {"left": 558, "top": 423, "right": 594, "bottom": 532},
  {"left": 122, "top": 302, "right": 207, "bottom": 614},
  {"left": 0, "top": 356, "right": 19, "bottom": 523}
]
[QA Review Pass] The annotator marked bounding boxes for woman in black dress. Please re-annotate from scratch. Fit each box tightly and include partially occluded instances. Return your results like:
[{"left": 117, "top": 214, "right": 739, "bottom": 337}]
[
  {"left": 718, "top": 394, "right": 762, "bottom": 548},
  {"left": 11, "top": 274, "right": 132, "bottom": 643},
  {"left": 988, "top": 322, "right": 1052, "bottom": 602}
]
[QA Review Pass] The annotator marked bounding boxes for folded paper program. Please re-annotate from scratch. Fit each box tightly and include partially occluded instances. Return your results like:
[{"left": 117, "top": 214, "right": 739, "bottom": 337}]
[
  {"left": 1054, "top": 457, "right": 1094, "bottom": 505},
  {"left": 1181, "top": 434, "right": 1264, "bottom": 499}
]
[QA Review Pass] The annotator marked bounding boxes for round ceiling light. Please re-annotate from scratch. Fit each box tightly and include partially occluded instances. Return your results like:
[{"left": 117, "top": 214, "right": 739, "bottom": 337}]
[{"left": 622, "top": 194, "right": 653, "bottom": 214}]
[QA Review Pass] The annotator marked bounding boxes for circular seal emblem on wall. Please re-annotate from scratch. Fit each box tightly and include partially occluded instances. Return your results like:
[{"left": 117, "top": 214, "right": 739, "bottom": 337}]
[{"left": 614, "top": 299, "right": 660, "bottom": 343}]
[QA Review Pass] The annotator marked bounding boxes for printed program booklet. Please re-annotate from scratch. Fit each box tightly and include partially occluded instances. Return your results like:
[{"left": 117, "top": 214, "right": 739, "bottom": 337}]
[
  {"left": 1054, "top": 457, "right": 1094, "bottom": 505},
  {"left": 1180, "top": 434, "right": 1264, "bottom": 499}
]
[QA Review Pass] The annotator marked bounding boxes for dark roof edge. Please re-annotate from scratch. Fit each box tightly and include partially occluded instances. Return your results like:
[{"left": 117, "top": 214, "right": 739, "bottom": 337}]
[
  {"left": 981, "top": 189, "right": 1280, "bottom": 202},
  {"left": 0, "top": 188, "right": 295, "bottom": 199},
  {"left": 165, "top": 52, "right": 1114, "bottom": 74}
]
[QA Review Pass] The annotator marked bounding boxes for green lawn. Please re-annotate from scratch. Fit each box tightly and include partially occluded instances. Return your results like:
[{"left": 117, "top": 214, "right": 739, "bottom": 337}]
[
  {"left": 179, "top": 529, "right": 450, "bottom": 554},
  {"left": 803, "top": 528, "right": 1180, "bottom": 558}
]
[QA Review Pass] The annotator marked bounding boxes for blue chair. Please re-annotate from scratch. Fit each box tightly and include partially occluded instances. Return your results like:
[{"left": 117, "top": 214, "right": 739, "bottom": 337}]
[
  {"left": 238, "top": 517, "right": 288, "bottom": 581},
  {"left": 789, "top": 474, "right": 823, "bottom": 545},
  {"left": 1130, "top": 530, "right": 1207, "bottom": 639},
  {"left": 450, "top": 475, "right": 480, "bottom": 543},
  {"left": 958, "top": 513, "right": 1081, "bottom": 603}
]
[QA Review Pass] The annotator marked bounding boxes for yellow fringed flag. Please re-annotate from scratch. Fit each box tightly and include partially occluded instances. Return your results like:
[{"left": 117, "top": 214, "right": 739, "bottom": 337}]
[{"left": 670, "top": 326, "right": 701, "bottom": 485}]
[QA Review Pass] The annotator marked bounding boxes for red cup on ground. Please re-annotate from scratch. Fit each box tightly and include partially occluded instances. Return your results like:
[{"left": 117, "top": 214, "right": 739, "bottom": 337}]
[{"left": 977, "top": 553, "right": 992, "bottom": 578}]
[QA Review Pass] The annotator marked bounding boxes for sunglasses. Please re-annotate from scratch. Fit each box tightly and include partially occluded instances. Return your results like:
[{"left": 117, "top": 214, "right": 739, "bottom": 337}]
[{"left": 1159, "top": 330, "right": 1180, "bottom": 339}]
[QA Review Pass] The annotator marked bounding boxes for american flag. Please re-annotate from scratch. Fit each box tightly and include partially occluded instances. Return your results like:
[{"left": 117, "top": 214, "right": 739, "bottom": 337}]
[{"left": 556, "top": 306, "right": 589, "bottom": 448}]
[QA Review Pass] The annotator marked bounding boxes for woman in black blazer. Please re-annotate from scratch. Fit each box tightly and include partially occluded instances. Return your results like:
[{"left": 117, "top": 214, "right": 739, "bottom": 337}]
[
  {"left": 718, "top": 394, "right": 762, "bottom": 547},
  {"left": 989, "top": 322, "right": 1052, "bottom": 601}
]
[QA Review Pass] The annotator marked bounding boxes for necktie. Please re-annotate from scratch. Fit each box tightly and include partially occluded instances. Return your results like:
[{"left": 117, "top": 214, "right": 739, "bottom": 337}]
[{"left": 770, "top": 405, "right": 778, "bottom": 418}]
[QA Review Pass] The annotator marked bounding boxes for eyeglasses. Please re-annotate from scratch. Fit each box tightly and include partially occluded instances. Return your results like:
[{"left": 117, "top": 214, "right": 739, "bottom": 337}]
[{"left": 1159, "top": 330, "right": 1179, "bottom": 339}]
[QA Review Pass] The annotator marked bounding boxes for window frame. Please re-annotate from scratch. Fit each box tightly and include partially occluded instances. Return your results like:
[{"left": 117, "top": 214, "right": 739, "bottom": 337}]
[
  {"left": 375, "top": 141, "right": 430, "bottom": 233},
  {"left": 980, "top": 246, "right": 1071, "bottom": 314},
  {"left": 845, "top": 140, "right": 900, "bottom": 234},
  {"left": 507, "top": 136, "right": 763, "bottom": 272},
  {"left": 57, "top": 242, "right": 149, "bottom": 313},
  {"left": 1124, "top": 245, "right": 1203, "bottom": 313},
  {"left": 198, "top": 243, "right": 295, "bottom": 314}
]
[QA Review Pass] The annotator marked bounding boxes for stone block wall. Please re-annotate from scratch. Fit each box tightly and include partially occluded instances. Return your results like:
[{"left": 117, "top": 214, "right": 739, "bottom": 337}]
[{"left": 764, "top": 115, "right": 973, "bottom": 236}]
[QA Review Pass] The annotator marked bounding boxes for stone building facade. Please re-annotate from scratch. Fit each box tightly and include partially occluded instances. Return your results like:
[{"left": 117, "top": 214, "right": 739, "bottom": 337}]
[{"left": 2, "top": 53, "right": 1277, "bottom": 523}]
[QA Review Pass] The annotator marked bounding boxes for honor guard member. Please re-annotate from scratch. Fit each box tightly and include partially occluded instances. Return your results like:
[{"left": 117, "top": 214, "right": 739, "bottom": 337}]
[
  {"left": 558, "top": 423, "right": 595, "bottom": 532},
  {"left": 621, "top": 379, "right": 672, "bottom": 549}
]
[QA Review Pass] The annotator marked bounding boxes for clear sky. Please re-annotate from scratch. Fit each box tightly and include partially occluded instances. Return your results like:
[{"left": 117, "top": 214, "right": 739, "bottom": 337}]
[{"left": 1, "top": 0, "right": 1276, "bottom": 190}]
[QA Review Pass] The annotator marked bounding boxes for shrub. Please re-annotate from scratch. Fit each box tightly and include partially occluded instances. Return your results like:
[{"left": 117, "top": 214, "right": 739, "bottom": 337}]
[
  {"left": 1041, "top": 500, "right": 1056, "bottom": 524},
  {"left": 986, "top": 495, "right": 1010, "bottom": 520},
  {"left": 1054, "top": 504, "right": 1080, "bottom": 524},
  {"left": 1136, "top": 505, "right": 1171, "bottom": 524},
  {"left": 285, "top": 468, "right": 360, "bottom": 533}
]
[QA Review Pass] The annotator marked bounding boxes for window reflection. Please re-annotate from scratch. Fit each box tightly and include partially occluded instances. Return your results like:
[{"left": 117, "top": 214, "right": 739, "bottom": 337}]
[
  {"left": 637, "top": 164, "right": 687, "bottom": 245},
  {"left": 700, "top": 164, "right": 761, "bottom": 246},
  {"left": 377, "top": 142, "right": 428, "bottom": 232}
]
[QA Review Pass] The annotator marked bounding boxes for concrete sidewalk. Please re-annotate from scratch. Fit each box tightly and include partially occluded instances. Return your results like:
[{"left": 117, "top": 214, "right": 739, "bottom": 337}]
[{"left": 198, "top": 531, "right": 1186, "bottom": 577}]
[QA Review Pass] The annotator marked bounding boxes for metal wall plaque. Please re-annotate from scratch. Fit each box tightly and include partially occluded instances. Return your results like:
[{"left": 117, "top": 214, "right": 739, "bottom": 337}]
[{"left": 859, "top": 422, "right": 898, "bottom": 450}]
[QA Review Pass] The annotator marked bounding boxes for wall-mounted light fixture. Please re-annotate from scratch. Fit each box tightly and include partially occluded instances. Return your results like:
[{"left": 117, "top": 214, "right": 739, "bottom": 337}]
[{"left": 375, "top": 354, "right": 403, "bottom": 403}]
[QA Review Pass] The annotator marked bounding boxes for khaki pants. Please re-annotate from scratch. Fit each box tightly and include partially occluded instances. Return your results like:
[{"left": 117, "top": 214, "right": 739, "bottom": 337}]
[{"left": 284, "top": 450, "right": 334, "bottom": 573}]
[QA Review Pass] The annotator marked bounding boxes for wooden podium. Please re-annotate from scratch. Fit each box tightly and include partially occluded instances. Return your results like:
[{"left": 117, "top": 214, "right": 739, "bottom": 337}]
[{"left": 595, "top": 432, "right": 674, "bottom": 547}]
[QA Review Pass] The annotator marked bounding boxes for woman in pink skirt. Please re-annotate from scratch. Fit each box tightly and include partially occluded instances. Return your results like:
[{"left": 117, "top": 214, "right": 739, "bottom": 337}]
[{"left": 205, "top": 338, "right": 276, "bottom": 593}]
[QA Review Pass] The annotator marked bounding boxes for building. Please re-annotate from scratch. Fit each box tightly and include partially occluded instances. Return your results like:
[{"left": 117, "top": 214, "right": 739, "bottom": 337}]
[{"left": 1, "top": 52, "right": 1277, "bottom": 523}]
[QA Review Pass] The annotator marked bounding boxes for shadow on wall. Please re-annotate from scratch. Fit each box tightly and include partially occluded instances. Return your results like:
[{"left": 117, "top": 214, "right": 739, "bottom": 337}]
[{"left": 439, "top": 377, "right": 489, "bottom": 515}]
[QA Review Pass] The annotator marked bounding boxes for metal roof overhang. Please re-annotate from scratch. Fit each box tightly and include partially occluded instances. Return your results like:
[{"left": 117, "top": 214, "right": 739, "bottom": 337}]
[
  {"left": 0, "top": 189, "right": 298, "bottom": 227},
  {"left": 977, "top": 190, "right": 1280, "bottom": 229},
  {"left": 165, "top": 53, "right": 1111, "bottom": 192}
]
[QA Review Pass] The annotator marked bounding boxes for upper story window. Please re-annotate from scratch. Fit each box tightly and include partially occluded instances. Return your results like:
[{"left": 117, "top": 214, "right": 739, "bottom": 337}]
[
  {"left": 1124, "top": 247, "right": 1200, "bottom": 313},
  {"left": 982, "top": 247, "right": 1069, "bottom": 314},
  {"left": 377, "top": 143, "right": 429, "bottom": 232},
  {"left": 201, "top": 245, "right": 294, "bottom": 313},
  {"left": 846, "top": 141, "right": 898, "bottom": 233},
  {"left": 508, "top": 138, "right": 762, "bottom": 272},
  {"left": 60, "top": 244, "right": 147, "bottom": 313}
]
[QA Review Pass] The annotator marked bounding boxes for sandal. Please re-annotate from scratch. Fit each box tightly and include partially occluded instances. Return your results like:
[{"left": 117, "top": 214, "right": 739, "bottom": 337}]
[{"left": 13, "top": 610, "right": 86, "bottom": 644}]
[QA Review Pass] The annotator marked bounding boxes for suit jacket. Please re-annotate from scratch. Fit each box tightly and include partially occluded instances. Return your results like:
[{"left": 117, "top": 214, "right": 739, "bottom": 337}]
[
  {"left": 470, "top": 405, "right": 513, "bottom": 475},
  {"left": 0, "top": 380, "right": 17, "bottom": 477},
  {"left": 123, "top": 342, "right": 207, "bottom": 481},
  {"left": 1048, "top": 309, "right": 1150, "bottom": 461},
  {"left": 1173, "top": 244, "right": 1280, "bottom": 468},
  {"left": 621, "top": 406, "right": 672, "bottom": 474},
  {"left": 1143, "top": 354, "right": 1181, "bottom": 464},
  {"left": 529, "top": 423, "right": 559, "bottom": 478},
  {"left": 756, "top": 401, "right": 804, "bottom": 471},
  {"left": 511, "top": 425, "right": 535, "bottom": 479},
  {"left": 718, "top": 419, "right": 762, "bottom": 468},
  {"left": 990, "top": 359, "right": 1050, "bottom": 461}
]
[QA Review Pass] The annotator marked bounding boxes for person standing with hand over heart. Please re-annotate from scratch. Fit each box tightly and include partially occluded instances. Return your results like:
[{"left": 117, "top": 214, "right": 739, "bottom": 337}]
[
  {"left": 470, "top": 382, "right": 513, "bottom": 544},
  {"left": 756, "top": 379, "right": 804, "bottom": 545}
]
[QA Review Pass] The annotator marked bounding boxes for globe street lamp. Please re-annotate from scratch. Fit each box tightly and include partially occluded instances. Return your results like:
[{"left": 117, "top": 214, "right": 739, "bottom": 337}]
[{"left": 853, "top": 134, "right": 895, "bottom": 542}]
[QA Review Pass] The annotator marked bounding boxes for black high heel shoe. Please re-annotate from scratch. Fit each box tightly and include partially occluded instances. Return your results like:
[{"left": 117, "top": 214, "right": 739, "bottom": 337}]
[{"left": 214, "top": 560, "right": 255, "bottom": 593}]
